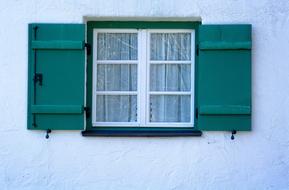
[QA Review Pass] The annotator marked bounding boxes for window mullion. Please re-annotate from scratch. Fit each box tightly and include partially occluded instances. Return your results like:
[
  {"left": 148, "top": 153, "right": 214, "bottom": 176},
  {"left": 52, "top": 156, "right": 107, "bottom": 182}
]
[
  {"left": 92, "top": 31, "right": 98, "bottom": 124},
  {"left": 190, "top": 31, "right": 195, "bottom": 124},
  {"left": 138, "top": 30, "right": 147, "bottom": 126},
  {"left": 146, "top": 31, "right": 151, "bottom": 125}
]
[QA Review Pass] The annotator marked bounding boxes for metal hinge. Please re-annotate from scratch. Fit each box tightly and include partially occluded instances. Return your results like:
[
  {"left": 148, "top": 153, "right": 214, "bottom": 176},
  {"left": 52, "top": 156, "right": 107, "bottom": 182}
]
[
  {"left": 84, "top": 106, "right": 91, "bottom": 118},
  {"left": 85, "top": 43, "right": 91, "bottom": 56},
  {"left": 195, "top": 108, "right": 199, "bottom": 119},
  {"left": 34, "top": 73, "right": 43, "bottom": 86},
  {"left": 196, "top": 44, "right": 199, "bottom": 56}
]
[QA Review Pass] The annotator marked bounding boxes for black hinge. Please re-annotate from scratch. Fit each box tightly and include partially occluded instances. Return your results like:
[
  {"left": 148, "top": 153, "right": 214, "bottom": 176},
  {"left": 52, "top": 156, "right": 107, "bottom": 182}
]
[
  {"left": 84, "top": 107, "right": 91, "bottom": 118},
  {"left": 85, "top": 43, "right": 91, "bottom": 56},
  {"left": 34, "top": 73, "right": 43, "bottom": 86},
  {"left": 195, "top": 108, "right": 199, "bottom": 119},
  {"left": 196, "top": 44, "right": 199, "bottom": 56}
]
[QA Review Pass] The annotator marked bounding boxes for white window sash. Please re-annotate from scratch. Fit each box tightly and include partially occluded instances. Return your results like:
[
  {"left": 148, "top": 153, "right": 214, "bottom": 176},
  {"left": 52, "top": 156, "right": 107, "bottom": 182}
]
[
  {"left": 146, "top": 29, "right": 195, "bottom": 127},
  {"left": 92, "top": 29, "right": 195, "bottom": 127}
]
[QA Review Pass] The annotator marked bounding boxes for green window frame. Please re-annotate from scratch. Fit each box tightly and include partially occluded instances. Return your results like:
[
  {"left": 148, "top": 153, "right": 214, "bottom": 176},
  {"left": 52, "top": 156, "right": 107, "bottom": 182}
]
[{"left": 83, "top": 21, "right": 202, "bottom": 136}]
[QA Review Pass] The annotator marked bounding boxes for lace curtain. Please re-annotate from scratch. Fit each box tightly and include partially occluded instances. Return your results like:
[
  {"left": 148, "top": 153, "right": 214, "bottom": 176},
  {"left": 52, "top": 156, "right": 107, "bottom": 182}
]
[
  {"left": 95, "top": 32, "right": 191, "bottom": 123},
  {"left": 96, "top": 33, "right": 138, "bottom": 122},
  {"left": 150, "top": 33, "right": 191, "bottom": 122}
]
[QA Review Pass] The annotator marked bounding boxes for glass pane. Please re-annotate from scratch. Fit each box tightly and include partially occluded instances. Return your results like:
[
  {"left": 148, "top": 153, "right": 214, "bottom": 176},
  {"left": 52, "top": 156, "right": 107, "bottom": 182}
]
[
  {"left": 96, "top": 95, "right": 137, "bottom": 122},
  {"left": 97, "top": 64, "right": 137, "bottom": 91},
  {"left": 97, "top": 33, "right": 138, "bottom": 60},
  {"left": 150, "top": 95, "right": 190, "bottom": 122},
  {"left": 150, "top": 64, "right": 191, "bottom": 91},
  {"left": 150, "top": 33, "right": 191, "bottom": 60}
]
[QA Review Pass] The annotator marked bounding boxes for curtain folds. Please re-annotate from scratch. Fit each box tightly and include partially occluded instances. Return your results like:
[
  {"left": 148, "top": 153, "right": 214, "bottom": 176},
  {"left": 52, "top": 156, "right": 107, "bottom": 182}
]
[
  {"left": 149, "top": 33, "right": 191, "bottom": 122},
  {"left": 96, "top": 33, "right": 138, "bottom": 122}
]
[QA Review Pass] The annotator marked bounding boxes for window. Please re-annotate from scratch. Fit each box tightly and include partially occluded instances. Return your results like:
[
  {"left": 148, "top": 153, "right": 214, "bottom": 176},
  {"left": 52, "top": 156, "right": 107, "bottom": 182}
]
[{"left": 92, "top": 29, "right": 194, "bottom": 127}]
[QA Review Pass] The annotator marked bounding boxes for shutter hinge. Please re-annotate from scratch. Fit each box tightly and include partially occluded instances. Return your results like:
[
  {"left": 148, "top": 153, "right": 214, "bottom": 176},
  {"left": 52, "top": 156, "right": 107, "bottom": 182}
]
[
  {"left": 195, "top": 108, "right": 198, "bottom": 119},
  {"left": 84, "top": 106, "right": 91, "bottom": 118},
  {"left": 196, "top": 44, "right": 199, "bottom": 56},
  {"left": 34, "top": 73, "right": 43, "bottom": 86},
  {"left": 85, "top": 43, "right": 91, "bottom": 56}
]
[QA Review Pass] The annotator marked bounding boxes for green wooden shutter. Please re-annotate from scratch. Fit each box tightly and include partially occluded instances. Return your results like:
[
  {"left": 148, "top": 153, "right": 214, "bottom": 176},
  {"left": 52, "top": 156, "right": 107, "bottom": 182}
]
[
  {"left": 197, "top": 24, "right": 251, "bottom": 131},
  {"left": 28, "top": 24, "right": 85, "bottom": 130}
]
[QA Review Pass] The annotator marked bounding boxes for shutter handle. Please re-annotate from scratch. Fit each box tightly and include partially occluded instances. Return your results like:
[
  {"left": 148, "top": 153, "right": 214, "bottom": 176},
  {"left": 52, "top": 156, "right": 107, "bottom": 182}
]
[{"left": 231, "top": 130, "right": 237, "bottom": 140}]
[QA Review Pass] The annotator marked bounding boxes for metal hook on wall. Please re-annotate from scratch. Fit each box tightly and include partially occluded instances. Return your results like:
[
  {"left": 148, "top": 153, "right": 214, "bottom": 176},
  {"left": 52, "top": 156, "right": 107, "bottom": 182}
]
[{"left": 45, "top": 129, "right": 52, "bottom": 139}]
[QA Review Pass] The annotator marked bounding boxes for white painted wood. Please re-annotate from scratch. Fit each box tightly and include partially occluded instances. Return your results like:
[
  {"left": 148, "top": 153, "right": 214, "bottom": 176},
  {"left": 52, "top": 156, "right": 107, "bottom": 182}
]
[
  {"left": 95, "top": 60, "right": 138, "bottom": 64},
  {"left": 148, "top": 91, "right": 191, "bottom": 95},
  {"left": 147, "top": 29, "right": 193, "bottom": 33},
  {"left": 95, "top": 91, "right": 138, "bottom": 95},
  {"left": 92, "top": 29, "right": 195, "bottom": 127},
  {"left": 92, "top": 29, "right": 138, "bottom": 33},
  {"left": 150, "top": 60, "right": 191, "bottom": 64},
  {"left": 190, "top": 30, "right": 195, "bottom": 124},
  {"left": 146, "top": 29, "right": 195, "bottom": 127},
  {"left": 92, "top": 122, "right": 140, "bottom": 126},
  {"left": 139, "top": 30, "right": 147, "bottom": 126}
]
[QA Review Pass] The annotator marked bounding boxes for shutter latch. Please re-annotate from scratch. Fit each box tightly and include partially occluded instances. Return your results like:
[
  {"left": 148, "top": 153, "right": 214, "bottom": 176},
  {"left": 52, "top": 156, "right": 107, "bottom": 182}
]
[
  {"left": 84, "top": 107, "right": 91, "bottom": 118},
  {"left": 85, "top": 43, "right": 91, "bottom": 55},
  {"left": 34, "top": 73, "right": 43, "bottom": 86}
]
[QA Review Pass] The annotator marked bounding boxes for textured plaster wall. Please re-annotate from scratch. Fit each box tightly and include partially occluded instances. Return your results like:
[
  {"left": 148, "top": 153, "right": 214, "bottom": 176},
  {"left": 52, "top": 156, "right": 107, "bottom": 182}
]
[{"left": 0, "top": 0, "right": 289, "bottom": 189}]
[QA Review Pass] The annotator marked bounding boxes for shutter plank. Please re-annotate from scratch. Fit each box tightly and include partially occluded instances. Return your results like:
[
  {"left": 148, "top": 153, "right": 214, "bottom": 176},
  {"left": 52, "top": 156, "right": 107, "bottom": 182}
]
[
  {"left": 31, "top": 105, "right": 83, "bottom": 114},
  {"left": 199, "top": 41, "right": 251, "bottom": 50},
  {"left": 199, "top": 105, "right": 251, "bottom": 115},
  {"left": 32, "top": 40, "right": 84, "bottom": 50}
]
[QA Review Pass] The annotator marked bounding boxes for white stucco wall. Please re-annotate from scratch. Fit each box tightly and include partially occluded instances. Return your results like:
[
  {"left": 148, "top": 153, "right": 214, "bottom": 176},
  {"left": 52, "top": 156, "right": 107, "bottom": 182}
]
[{"left": 0, "top": 0, "right": 289, "bottom": 189}]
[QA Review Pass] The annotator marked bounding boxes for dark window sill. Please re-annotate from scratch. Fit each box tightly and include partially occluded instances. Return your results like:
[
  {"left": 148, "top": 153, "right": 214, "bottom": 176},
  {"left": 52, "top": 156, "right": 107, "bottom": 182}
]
[{"left": 82, "top": 127, "right": 202, "bottom": 137}]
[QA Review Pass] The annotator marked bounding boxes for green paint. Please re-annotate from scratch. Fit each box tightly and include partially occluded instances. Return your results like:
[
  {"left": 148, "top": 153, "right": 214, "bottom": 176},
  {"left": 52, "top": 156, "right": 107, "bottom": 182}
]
[
  {"left": 31, "top": 105, "right": 84, "bottom": 114},
  {"left": 27, "top": 22, "right": 251, "bottom": 133},
  {"left": 28, "top": 24, "right": 85, "bottom": 130},
  {"left": 87, "top": 21, "right": 201, "bottom": 29},
  {"left": 199, "top": 41, "right": 251, "bottom": 50},
  {"left": 197, "top": 24, "right": 252, "bottom": 131},
  {"left": 199, "top": 105, "right": 251, "bottom": 115},
  {"left": 32, "top": 40, "right": 84, "bottom": 50},
  {"left": 86, "top": 21, "right": 201, "bottom": 132}
]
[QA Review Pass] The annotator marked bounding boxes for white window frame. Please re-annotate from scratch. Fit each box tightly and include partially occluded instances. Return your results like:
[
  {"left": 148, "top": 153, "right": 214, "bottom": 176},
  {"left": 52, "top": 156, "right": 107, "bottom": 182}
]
[{"left": 92, "top": 29, "right": 195, "bottom": 127}]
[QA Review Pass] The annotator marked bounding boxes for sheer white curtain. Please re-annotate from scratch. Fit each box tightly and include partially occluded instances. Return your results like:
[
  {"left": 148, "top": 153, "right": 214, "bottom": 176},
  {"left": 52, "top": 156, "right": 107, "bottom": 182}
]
[
  {"left": 150, "top": 33, "right": 191, "bottom": 122},
  {"left": 96, "top": 33, "right": 138, "bottom": 122},
  {"left": 95, "top": 32, "right": 191, "bottom": 123}
]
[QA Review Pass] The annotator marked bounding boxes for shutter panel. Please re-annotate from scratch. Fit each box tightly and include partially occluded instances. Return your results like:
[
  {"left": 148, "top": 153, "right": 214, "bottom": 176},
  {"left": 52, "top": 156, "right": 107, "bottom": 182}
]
[
  {"left": 197, "top": 24, "right": 251, "bottom": 131},
  {"left": 28, "top": 24, "right": 85, "bottom": 130}
]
